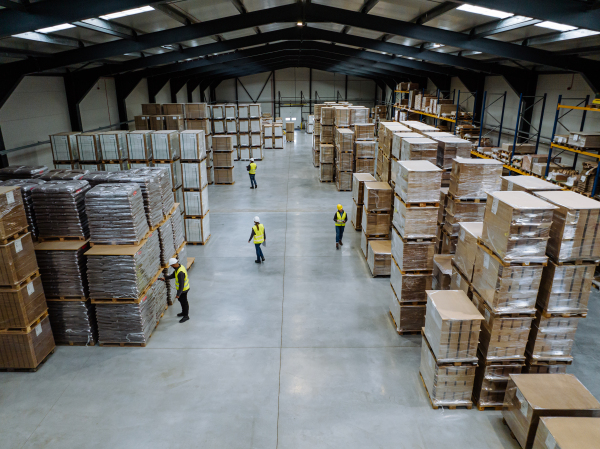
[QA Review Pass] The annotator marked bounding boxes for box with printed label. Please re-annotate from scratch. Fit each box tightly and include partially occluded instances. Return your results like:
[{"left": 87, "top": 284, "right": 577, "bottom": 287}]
[
  {"left": 0, "top": 232, "right": 38, "bottom": 287},
  {"left": 50, "top": 132, "right": 80, "bottom": 161},
  {"left": 0, "top": 314, "right": 55, "bottom": 369},
  {"left": 127, "top": 131, "right": 153, "bottom": 161}
]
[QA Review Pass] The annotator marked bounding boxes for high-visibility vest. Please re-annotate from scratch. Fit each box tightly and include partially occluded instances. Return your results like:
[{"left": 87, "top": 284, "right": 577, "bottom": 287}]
[
  {"left": 249, "top": 162, "right": 257, "bottom": 174},
  {"left": 175, "top": 265, "right": 190, "bottom": 292},
  {"left": 253, "top": 223, "right": 265, "bottom": 244},
  {"left": 336, "top": 211, "right": 346, "bottom": 227}
]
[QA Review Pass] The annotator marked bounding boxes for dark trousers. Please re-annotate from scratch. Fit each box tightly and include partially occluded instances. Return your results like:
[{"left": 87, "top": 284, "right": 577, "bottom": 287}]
[
  {"left": 178, "top": 290, "right": 189, "bottom": 317},
  {"left": 249, "top": 174, "right": 257, "bottom": 187},
  {"left": 255, "top": 243, "right": 264, "bottom": 261},
  {"left": 336, "top": 225, "right": 345, "bottom": 243}
]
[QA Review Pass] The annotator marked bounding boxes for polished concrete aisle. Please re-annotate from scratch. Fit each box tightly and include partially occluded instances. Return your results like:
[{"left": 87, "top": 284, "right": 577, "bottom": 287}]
[{"left": 2, "top": 133, "right": 600, "bottom": 449}]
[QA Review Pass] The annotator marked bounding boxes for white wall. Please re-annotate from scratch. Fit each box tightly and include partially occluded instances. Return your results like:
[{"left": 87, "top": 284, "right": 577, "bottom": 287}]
[
  {"left": 125, "top": 78, "right": 149, "bottom": 130},
  {"left": 191, "top": 86, "right": 200, "bottom": 102},
  {"left": 175, "top": 84, "right": 187, "bottom": 104},
  {"left": 155, "top": 81, "right": 170, "bottom": 105},
  {"left": 80, "top": 77, "right": 119, "bottom": 132},
  {"left": 0, "top": 76, "right": 71, "bottom": 167}
]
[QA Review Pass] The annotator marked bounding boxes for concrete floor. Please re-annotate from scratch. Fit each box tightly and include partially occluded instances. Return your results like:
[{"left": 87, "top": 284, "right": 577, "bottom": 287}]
[{"left": 2, "top": 132, "right": 600, "bottom": 449}]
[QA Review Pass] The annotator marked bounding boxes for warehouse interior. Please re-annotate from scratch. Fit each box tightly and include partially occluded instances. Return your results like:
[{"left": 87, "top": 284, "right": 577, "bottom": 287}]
[{"left": 2, "top": 1, "right": 600, "bottom": 448}]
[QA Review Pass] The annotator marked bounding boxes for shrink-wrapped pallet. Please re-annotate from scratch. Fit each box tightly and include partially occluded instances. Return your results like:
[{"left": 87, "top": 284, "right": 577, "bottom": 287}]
[
  {"left": 320, "top": 125, "right": 334, "bottom": 144},
  {"left": 536, "top": 260, "right": 595, "bottom": 315},
  {"left": 532, "top": 417, "right": 600, "bottom": 449},
  {"left": 392, "top": 132, "right": 433, "bottom": 159},
  {"left": 32, "top": 181, "right": 91, "bottom": 238},
  {"left": 35, "top": 240, "right": 88, "bottom": 298},
  {"left": 109, "top": 171, "right": 164, "bottom": 228},
  {"left": 503, "top": 375, "right": 600, "bottom": 449},
  {"left": 136, "top": 167, "right": 175, "bottom": 216},
  {"left": 182, "top": 161, "right": 208, "bottom": 190},
  {"left": 449, "top": 265, "right": 470, "bottom": 296},
  {"left": 472, "top": 244, "right": 542, "bottom": 314},
  {"left": 50, "top": 132, "right": 80, "bottom": 161},
  {"left": 321, "top": 107, "right": 335, "bottom": 125},
  {"left": 158, "top": 215, "right": 176, "bottom": 266},
  {"left": 40, "top": 169, "right": 88, "bottom": 181},
  {"left": 99, "top": 131, "right": 128, "bottom": 160},
  {"left": 335, "top": 128, "right": 354, "bottom": 152},
  {"left": 448, "top": 157, "right": 503, "bottom": 199},
  {"left": 349, "top": 107, "right": 368, "bottom": 125},
  {"left": 179, "top": 130, "right": 206, "bottom": 160},
  {"left": 86, "top": 184, "right": 149, "bottom": 244},
  {"left": 354, "top": 123, "right": 375, "bottom": 140},
  {"left": 433, "top": 137, "right": 472, "bottom": 170},
  {"left": 319, "top": 163, "right": 334, "bottom": 182},
  {"left": 77, "top": 133, "right": 101, "bottom": 161},
  {"left": 367, "top": 240, "right": 391, "bottom": 276},
  {"left": 423, "top": 290, "right": 483, "bottom": 363},
  {"left": 501, "top": 175, "right": 562, "bottom": 193},
  {"left": 363, "top": 182, "right": 392, "bottom": 212},
  {"left": 212, "top": 135, "right": 234, "bottom": 152},
  {"left": 153, "top": 160, "right": 182, "bottom": 189},
  {"left": 183, "top": 188, "right": 209, "bottom": 217},
  {"left": 393, "top": 196, "right": 438, "bottom": 239},
  {"left": 336, "top": 171, "right": 352, "bottom": 191},
  {"left": 336, "top": 151, "right": 353, "bottom": 172},
  {"left": 86, "top": 232, "right": 161, "bottom": 300},
  {"left": 186, "top": 103, "right": 209, "bottom": 119},
  {"left": 47, "top": 300, "right": 97, "bottom": 345},
  {"left": 334, "top": 107, "right": 350, "bottom": 127},
  {"left": 444, "top": 199, "right": 486, "bottom": 236},
  {"left": 391, "top": 227, "right": 435, "bottom": 271},
  {"left": 185, "top": 214, "right": 210, "bottom": 244},
  {"left": 355, "top": 140, "right": 376, "bottom": 158},
  {"left": 453, "top": 222, "right": 483, "bottom": 281},
  {"left": 481, "top": 191, "right": 557, "bottom": 263},
  {"left": 0, "top": 165, "right": 48, "bottom": 180},
  {"left": 0, "top": 315, "right": 55, "bottom": 369},
  {"left": 171, "top": 205, "right": 185, "bottom": 248},
  {"left": 390, "top": 258, "right": 432, "bottom": 302},
  {"left": 361, "top": 209, "right": 390, "bottom": 236},
  {"left": 432, "top": 254, "right": 453, "bottom": 290},
  {"left": 472, "top": 359, "right": 523, "bottom": 408},
  {"left": 0, "top": 275, "right": 46, "bottom": 329},
  {"left": 400, "top": 137, "right": 437, "bottom": 163},
  {"left": 0, "top": 185, "right": 29, "bottom": 239},
  {"left": 389, "top": 295, "right": 425, "bottom": 332},
  {"left": 526, "top": 313, "right": 579, "bottom": 363},
  {"left": 355, "top": 158, "right": 374, "bottom": 174},
  {"left": 535, "top": 191, "right": 600, "bottom": 262},
  {"left": 127, "top": 130, "right": 153, "bottom": 161},
  {"left": 396, "top": 160, "right": 442, "bottom": 204},
  {"left": 438, "top": 187, "right": 449, "bottom": 224}
]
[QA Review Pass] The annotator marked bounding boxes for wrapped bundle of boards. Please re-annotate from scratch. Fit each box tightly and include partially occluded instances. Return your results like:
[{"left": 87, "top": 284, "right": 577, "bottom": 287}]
[
  {"left": 0, "top": 179, "right": 45, "bottom": 238},
  {"left": 0, "top": 165, "right": 48, "bottom": 180},
  {"left": 46, "top": 300, "right": 97, "bottom": 346}
]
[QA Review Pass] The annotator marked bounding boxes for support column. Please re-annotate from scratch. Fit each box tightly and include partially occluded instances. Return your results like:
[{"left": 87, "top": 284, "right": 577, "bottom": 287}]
[
  {"left": 0, "top": 126, "right": 8, "bottom": 168},
  {"left": 309, "top": 68, "right": 312, "bottom": 114},
  {"left": 64, "top": 74, "right": 84, "bottom": 132},
  {"left": 345, "top": 75, "right": 348, "bottom": 101},
  {"left": 115, "top": 73, "right": 144, "bottom": 131}
]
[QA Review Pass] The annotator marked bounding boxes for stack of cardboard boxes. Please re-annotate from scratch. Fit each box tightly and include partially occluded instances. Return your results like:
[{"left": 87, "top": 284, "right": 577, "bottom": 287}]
[
  {"left": 212, "top": 135, "right": 235, "bottom": 185},
  {"left": 354, "top": 123, "right": 376, "bottom": 176},
  {"left": 350, "top": 173, "right": 376, "bottom": 231},
  {"left": 361, "top": 182, "right": 392, "bottom": 267},
  {"left": 151, "top": 130, "right": 182, "bottom": 205},
  {"left": 335, "top": 127, "right": 354, "bottom": 191},
  {"left": 320, "top": 106, "right": 335, "bottom": 182}
]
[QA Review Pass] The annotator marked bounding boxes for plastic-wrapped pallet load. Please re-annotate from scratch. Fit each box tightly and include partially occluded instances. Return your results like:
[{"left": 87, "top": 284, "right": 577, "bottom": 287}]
[
  {"left": 0, "top": 314, "right": 55, "bottom": 370},
  {"left": 500, "top": 175, "right": 563, "bottom": 193},
  {"left": 158, "top": 215, "right": 176, "bottom": 266},
  {"left": 532, "top": 417, "right": 600, "bottom": 449},
  {"left": 46, "top": 300, "right": 97, "bottom": 345},
  {"left": 400, "top": 137, "right": 438, "bottom": 163},
  {"left": 503, "top": 374, "right": 600, "bottom": 449},
  {"left": 41, "top": 169, "right": 88, "bottom": 181},
  {"left": 170, "top": 205, "right": 185, "bottom": 249},
  {"left": 180, "top": 130, "right": 206, "bottom": 160},
  {"left": 86, "top": 232, "right": 161, "bottom": 300},
  {"left": 537, "top": 261, "right": 595, "bottom": 316},
  {"left": 432, "top": 137, "right": 472, "bottom": 170},
  {"left": 396, "top": 160, "right": 442, "bottom": 204},
  {"left": 182, "top": 160, "right": 208, "bottom": 190},
  {"left": 77, "top": 133, "right": 101, "bottom": 162},
  {"left": 432, "top": 254, "right": 453, "bottom": 290},
  {"left": 151, "top": 130, "right": 180, "bottom": 160},
  {"left": 135, "top": 167, "right": 175, "bottom": 216},
  {"left": 0, "top": 165, "right": 49, "bottom": 180},
  {"left": 50, "top": 132, "right": 80, "bottom": 161},
  {"left": 0, "top": 185, "right": 29, "bottom": 239},
  {"left": 0, "top": 180, "right": 45, "bottom": 238},
  {"left": 0, "top": 273, "right": 46, "bottom": 329},
  {"left": 99, "top": 131, "right": 128, "bottom": 160},
  {"left": 35, "top": 240, "right": 89, "bottom": 298},
  {"left": 127, "top": 130, "right": 153, "bottom": 161},
  {"left": 183, "top": 189, "right": 209, "bottom": 217},
  {"left": 367, "top": 240, "right": 391, "bottom": 276},
  {"left": 453, "top": 222, "right": 483, "bottom": 282},
  {"left": 85, "top": 183, "right": 150, "bottom": 244},
  {"left": 81, "top": 171, "right": 115, "bottom": 186},
  {"left": 449, "top": 157, "right": 503, "bottom": 199},
  {"left": 526, "top": 313, "right": 579, "bottom": 364},
  {"left": 185, "top": 214, "right": 210, "bottom": 244},
  {"left": 0, "top": 231, "right": 39, "bottom": 287},
  {"left": 32, "top": 181, "right": 91, "bottom": 239},
  {"left": 393, "top": 195, "right": 438, "bottom": 239},
  {"left": 472, "top": 359, "right": 523, "bottom": 410}
]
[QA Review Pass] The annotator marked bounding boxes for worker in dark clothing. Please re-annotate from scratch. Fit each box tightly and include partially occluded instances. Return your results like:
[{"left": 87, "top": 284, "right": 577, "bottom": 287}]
[
  {"left": 248, "top": 216, "right": 266, "bottom": 263},
  {"left": 160, "top": 257, "right": 190, "bottom": 323},
  {"left": 334, "top": 203, "right": 347, "bottom": 250}
]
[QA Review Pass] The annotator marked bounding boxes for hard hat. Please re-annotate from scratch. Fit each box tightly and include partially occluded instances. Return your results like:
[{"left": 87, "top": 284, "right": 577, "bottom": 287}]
[
  {"left": 254, "top": 216, "right": 260, "bottom": 223},
  {"left": 337, "top": 204, "right": 343, "bottom": 210},
  {"left": 168, "top": 257, "right": 178, "bottom": 266},
  {"left": 250, "top": 158, "right": 254, "bottom": 162}
]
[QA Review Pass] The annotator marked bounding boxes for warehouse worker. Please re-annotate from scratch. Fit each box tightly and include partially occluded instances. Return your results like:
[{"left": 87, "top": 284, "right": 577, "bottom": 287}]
[
  {"left": 248, "top": 158, "right": 258, "bottom": 189},
  {"left": 159, "top": 258, "right": 190, "bottom": 323},
  {"left": 334, "top": 204, "right": 347, "bottom": 250},
  {"left": 248, "top": 216, "right": 266, "bottom": 263}
]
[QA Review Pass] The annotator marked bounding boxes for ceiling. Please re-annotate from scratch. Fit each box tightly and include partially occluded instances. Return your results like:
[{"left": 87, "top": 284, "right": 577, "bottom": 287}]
[{"left": 1, "top": 0, "right": 600, "bottom": 107}]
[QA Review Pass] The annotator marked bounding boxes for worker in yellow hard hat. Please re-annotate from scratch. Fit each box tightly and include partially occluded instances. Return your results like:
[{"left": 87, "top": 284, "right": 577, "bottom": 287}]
[{"left": 333, "top": 204, "right": 347, "bottom": 250}]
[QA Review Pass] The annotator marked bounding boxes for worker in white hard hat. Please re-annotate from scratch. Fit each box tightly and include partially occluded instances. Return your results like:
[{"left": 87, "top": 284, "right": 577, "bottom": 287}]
[
  {"left": 248, "top": 216, "right": 265, "bottom": 263},
  {"left": 159, "top": 257, "right": 190, "bottom": 323},
  {"left": 334, "top": 204, "right": 347, "bottom": 250},
  {"left": 247, "top": 158, "right": 258, "bottom": 189}
]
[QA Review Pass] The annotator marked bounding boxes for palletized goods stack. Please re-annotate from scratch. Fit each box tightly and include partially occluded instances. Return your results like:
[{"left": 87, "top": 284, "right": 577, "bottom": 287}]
[
  {"left": 265, "top": 122, "right": 284, "bottom": 150},
  {"left": 524, "top": 191, "right": 600, "bottom": 375},
  {"left": 127, "top": 130, "right": 153, "bottom": 169},
  {"left": 451, "top": 221, "right": 482, "bottom": 295},
  {"left": 249, "top": 104, "right": 263, "bottom": 158},
  {"left": 0, "top": 185, "right": 55, "bottom": 370},
  {"left": 377, "top": 123, "right": 411, "bottom": 184},
  {"left": 503, "top": 374, "right": 600, "bottom": 449},
  {"left": 443, "top": 157, "right": 503, "bottom": 254},
  {"left": 354, "top": 123, "right": 376, "bottom": 176},
  {"left": 469, "top": 191, "right": 559, "bottom": 410},
  {"left": 335, "top": 127, "right": 354, "bottom": 191},
  {"left": 212, "top": 135, "right": 235, "bottom": 185},
  {"left": 312, "top": 129, "right": 320, "bottom": 168},
  {"left": 107, "top": 171, "right": 164, "bottom": 228},
  {"left": 350, "top": 173, "right": 376, "bottom": 230},
  {"left": 320, "top": 107, "right": 335, "bottom": 154},
  {"left": 98, "top": 131, "right": 129, "bottom": 172},
  {"left": 319, "top": 143, "right": 335, "bottom": 182},
  {"left": 361, "top": 181, "right": 392, "bottom": 261},
  {"left": 0, "top": 165, "right": 48, "bottom": 180},
  {"left": 135, "top": 167, "right": 176, "bottom": 218},
  {"left": 389, "top": 161, "right": 440, "bottom": 334},
  {"left": 500, "top": 175, "right": 563, "bottom": 194},
  {"left": 166, "top": 207, "right": 188, "bottom": 304},
  {"left": 419, "top": 290, "right": 483, "bottom": 409},
  {"left": 161, "top": 104, "right": 186, "bottom": 131},
  {"left": 428, "top": 134, "right": 472, "bottom": 187},
  {"left": 151, "top": 130, "right": 182, "bottom": 204},
  {"left": 50, "top": 132, "right": 80, "bottom": 169},
  {"left": 436, "top": 187, "right": 449, "bottom": 253},
  {"left": 0, "top": 179, "right": 45, "bottom": 238},
  {"left": 184, "top": 104, "right": 212, "bottom": 182},
  {"left": 77, "top": 132, "right": 102, "bottom": 170},
  {"left": 211, "top": 104, "right": 227, "bottom": 168},
  {"left": 313, "top": 104, "right": 322, "bottom": 155},
  {"left": 432, "top": 254, "right": 453, "bottom": 290}
]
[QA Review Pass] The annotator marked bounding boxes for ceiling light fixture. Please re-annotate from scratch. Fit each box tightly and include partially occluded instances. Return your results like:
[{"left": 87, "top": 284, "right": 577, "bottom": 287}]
[
  {"left": 100, "top": 6, "right": 154, "bottom": 20},
  {"left": 534, "top": 21, "right": 577, "bottom": 32},
  {"left": 456, "top": 4, "right": 513, "bottom": 19},
  {"left": 431, "top": 43, "right": 444, "bottom": 48},
  {"left": 297, "top": 21, "right": 304, "bottom": 26},
  {"left": 35, "top": 23, "right": 75, "bottom": 33}
]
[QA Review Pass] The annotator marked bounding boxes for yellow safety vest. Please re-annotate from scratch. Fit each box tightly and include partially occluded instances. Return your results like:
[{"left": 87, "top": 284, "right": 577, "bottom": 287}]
[
  {"left": 336, "top": 211, "right": 346, "bottom": 227},
  {"left": 249, "top": 162, "right": 257, "bottom": 175},
  {"left": 253, "top": 223, "right": 265, "bottom": 244},
  {"left": 175, "top": 265, "right": 190, "bottom": 292}
]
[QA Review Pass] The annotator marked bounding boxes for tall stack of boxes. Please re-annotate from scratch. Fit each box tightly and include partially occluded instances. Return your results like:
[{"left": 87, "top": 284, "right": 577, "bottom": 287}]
[
  {"left": 335, "top": 127, "right": 354, "bottom": 191},
  {"left": 264, "top": 121, "right": 284, "bottom": 150},
  {"left": 313, "top": 104, "right": 322, "bottom": 159},
  {"left": 212, "top": 135, "right": 235, "bottom": 185},
  {"left": 320, "top": 106, "right": 335, "bottom": 182},
  {"left": 429, "top": 133, "right": 472, "bottom": 187},
  {"left": 249, "top": 105, "right": 263, "bottom": 159},
  {"left": 354, "top": 123, "right": 376, "bottom": 176},
  {"left": 224, "top": 104, "right": 239, "bottom": 160},
  {"left": 127, "top": 130, "right": 154, "bottom": 168},
  {"left": 443, "top": 157, "right": 503, "bottom": 254},
  {"left": 0, "top": 186, "right": 55, "bottom": 370},
  {"left": 50, "top": 132, "right": 80, "bottom": 169},
  {"left": 77, "top": 132, "right": 102, "bottom": 171},
  {"left": 351, "top": 173, "right": 376, "bottom": 231},
  {"left": 152, "top": 130, "right": 182, "bottom": 206},
  {"left": 361, "top": 182, "right": 392, "bottom": 261},
  {"left": 98, "top": 131, "right": 129, "bottom": 172},
  {"left": 377, "top": 122, "right": 411, "bottom": 183},
  {"left": 389, "top": 161, "right": 440, "bottom": 334}
]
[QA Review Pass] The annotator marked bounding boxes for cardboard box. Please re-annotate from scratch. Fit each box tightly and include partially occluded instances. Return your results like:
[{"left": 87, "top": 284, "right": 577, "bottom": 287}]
[
  {"left": 367, "top": 240, "right": 391, "bottom": 276},
  {"left": 0, "top": 186, "right": 28, "bottom": 240},
  {"left": 438, "top": 187, "right": 449, "bottom": 224},
  {"left": 334, "top": 107, "right": 350, "bottom": 127},
  {"left": 336, "top": 171, "right": 352, "bottom": 191},
  {"left": 149, "top": 116, "right": 165, "bottom": 131},
  {"left": 432, "top": 254, "right": 453, "bottom": 290},
  {"left": 389, "top": 294, "right": 426, "bottom": 332},
  {"left": 212, "top": 135, "right": 234, "bottom": 152},
  {"left": 532, "top": 417, "right": 600, "bottom": 449},
  {"left": 154, "top": 160, "right": 182, "bottom": 189},
  {"left": 393, "top": 196, "right": 438, "bottom": 239},
  {"left": 186, "top": 119, "right": 211, "bottom": 135},
  {"left": 502, "top": 142, "right": 536, "bottom": 155},
  {"left": 319, "top": 144, "right": 334, "bottom": 164},
  {"left": 181, "top": 161, "right": 208, "bottom": 190},
  {"left": 391, "top": 132, "right": 422, "bottom": 159},
  {"left": 180, "top": 130, "right": 206, "bottom": 161},
  {"left": 362, "top": 208, "right": 391, "bottom": 236},
  {"left": 151, "top": 130, "right": 180, "bottom": 161},
  {"left": 423, "top": 290, "right": 483, "bottom": 363},
  {"left": 433, "top": 137, "right": 472, "bottom": 170},
  {"left": 0, "top": 233, "right": 38, "bottom": 287},
  {"left": 0, "top": 275, "right": 47, "bottom": 329},
  {"left": 165, "top": 115, "right": 185, "bottom": 131},
  {"left": 185, "top": 103, "right": 209, "bottom": 119},
  {"left": 449, "top": 157, "right": 503, "bottom": 199},
  {"left": 355, "top": 141, "right": 376, "bottom": 159},
  {"left": 335, "top": 128, "right": 354, "bottom": 152},
  {"left": 482, "top": 191, "right": 557, "bottom": 263},
  {"left": 161, "top": 103, "right": 185, "bottom": 115},
  {"left": 391, "top": 227, "right": 435, "bottom": 272},
  {"left": 0, "top": 314, "right": 55, "bottom": 369},
  {"left": 50, "top": 132, "right": 80, "bottom": 161},
  {"left": 321, "top": 107, "right": 335, "bottom": 125},
  {"left": 142, "top": 104, "right": 162, "bottom": 115},
  {"left": 568, "top": 132, "right": 600, "bottom": 148},
  {"left": 213, "top": 167, "right": 234, "bottom": 184},
  {"left": 535, "top": 191, "right": 600, "bottom": 262},
  {"left": 536, "top": 260, "right": 595, "bottom": 315},
  {"left": 454, "top": 222, "right": 483, "bottom": 282},
  {"left": 363, "top": 182, "right": 393, "bottom": 212},
  {"left": 355, "top": 158, "right": 375, "bottom": 175},
  {"left": 320, "top": 163, "right": 334, "bottom": 182},
  {"left": 127, "top": 130, "right": 153, "bottom": 161},
  {"left": 336, "top": 150, "right": 353, "bottom": 172},
  {"left": 472, "top": 358, "right": 523, "bottom": 408},
  {"left": 444, "top": 200, "right": 486, "bottom": 236},
  {"left": 185, "top": 215, "right": 210, "bottom": 243},
  {"left": 212, "top": 151, "right": 235, "bottom": 168},
  {"left": 501, "top": 175, "right": 562, "bottom": 193},
  {"left": 320, "top": 125, "right": 334, "bottom": 144},
  {"left": 503, "top": 374, "right": 600, "bottom": 449},
  {"left": 360, "top": 231, "right": 387, "bottom": 260},
  {"left": 183, "top": 188, "right": 209, "bottom": 217},
  {"left": 350, "top": 199, "right": 362, "bottom": 230},
  {"left": 526, "top": 312, "right": 579, "bottom": 363},
  {"left": 472, "top": 243, "right": 542, "bottom": 314},
  {"left": 396, "top": 160, "right": 442, "bottom": 204},
  {"left": 76, "top": 132, "right": 102, "bottom": 161},
  {"left": 400, "top": 137, "right": 438, "bottom": 164},
  {"left": 354, "top": 123, "right": 375, "bottom": 140}
]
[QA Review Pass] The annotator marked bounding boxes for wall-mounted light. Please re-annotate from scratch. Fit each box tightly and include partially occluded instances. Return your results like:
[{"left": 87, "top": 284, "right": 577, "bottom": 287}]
[{"left": 297, "top": 21, "right": 304, "bottom": 26}]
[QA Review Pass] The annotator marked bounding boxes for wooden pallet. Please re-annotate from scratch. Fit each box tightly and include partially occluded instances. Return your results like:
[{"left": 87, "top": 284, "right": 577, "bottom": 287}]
[
  {"left": 477, "top": 238, "right": 547, "bottom": 267},
  {"left": 0, "top": 270, "right": 40, "bottom": 290},
  {"left": 388, "top": 311, "right": 421, "bottom": 335},
  {"left": 447, "top": 192, "right": 485, "bottom": 203},
  {"left": 480, "top": 358, "right": 526, "bottom": 366},
  {"left": 0, "top": 310, "right": 48, "bottom": 333},
  {"left": 56, "top": 340, "right": 96, "bottom": 347},
  {"left": 38, "top": 236, "right": 87, "bottom": 242},
  {"left": 187, "top": 234, "right": 211, "bottom": 245},
  {"left": 549, "top": 257, "right": 599, "bottom": 266},
  {"left": 186, "top": 257, "right": 195, "bottom": 270},
  {"left": 319, "top": 179, "right": 335, "bottom": 183},
  {"left": 46, "top": 296, "right": 87, "bottom": 302},
  {"left": 540, "top": 310, "right": 587, "bottom": 318},
  {"left": 419, "top": 372, "right": 473, "bottom": 410},
  {"left": 0, "top": 227, "right": 29, "bottom": 245},
  {"left": 0, "top": 348, "right": 55, "bottom": 372},
  {"left": 475, "top": 402, "right": 504, "bottom": 412}
]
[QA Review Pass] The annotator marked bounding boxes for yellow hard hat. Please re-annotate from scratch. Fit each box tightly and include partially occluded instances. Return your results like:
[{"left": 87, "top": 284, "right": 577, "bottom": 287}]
[{"left": 337, "top": 204, "right": 343, "bottom": 210}]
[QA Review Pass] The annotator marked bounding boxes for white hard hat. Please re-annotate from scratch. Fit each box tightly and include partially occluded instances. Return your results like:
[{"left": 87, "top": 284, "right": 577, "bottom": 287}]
[
  {"left": 250, "top": 158, "right": 254, "bottom": 162},
  {"left": 254, "top": 216, "right": 260, "bottom": 223},
  {"left": 168, "top": 257, "right": 178, "bottom": 266}
]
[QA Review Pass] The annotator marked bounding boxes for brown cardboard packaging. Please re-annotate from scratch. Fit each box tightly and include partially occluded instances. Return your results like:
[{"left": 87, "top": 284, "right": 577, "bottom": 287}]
[
  {"left": 444, "top": 200, "right": 486, "bottom": 236},
  {"left": 441, "top": 229, "right": 456, "bottom": 254},
  {"left": 360, "top": 231, "right": 387, "bottom": 260},
  {"left": 389, "top": 294, "right": 426, "bottom": 332},
  {"left": 320, "top": 163, "right": 334, "bottom": 182},
  {"left": 501, "top": 175, "right": 562, "bottom": 193},
  {"left": 0, "top": 275, "right": 46, "bottom": 329},
  {"left": 472, "top": 292, "right": 533, "bottom": 361},
  {"left": 400, "top": 137, "right": 437, "bottom": 164},
  {"left": 367, "top": 240, "right": 391, "bottom": 276},
  {"left": 502, "top": 142, "right": 537, "bottom": 154},
  {"left": 363, "top": 182, "right": 393, "bottom": 212},
  {"left": 449, "top": 265, "right": 470, "bottom": 296},
  {"left": 396, "top": 160, "right": 442, "bottom": 204},
  {"left": 336, "top": 171, "right": 352, "bottom": 191},
  {"left": 473, "top": 358, "right": 523, "bottom": 408},
  {"left": 355, "top": 141, "right": 376, "bottom": 159},
  {"left": 524, "top": 362, "right": 569, "bottom": 374},
  {"left": 362, "top": 208, "right": 391, "bottom": 236},
  {"left": 535, "top": 191, "right": 600, "bottom": 262},
  {"left": 336, "top": 150, "right": 353, "bottom": 172},
  {"left": 0, "top": 314, "right": 55, "bottom": 369},
  {"left": 433, "top": 137, "right": 472, "bottom": 170},
  {"left": 481, "top": 191, "right": 557, "bottom": 263},
  {"left": 393, "top": 195, "right": 438, "bottom": 239},
  {"left": 186, "top": 119, "right": 211, "bottom": 134},
  {"left": 503, "top": 374, "right": 600, "bottom": 449},
  {"left": 448, "top": 157, "right": 503, "bottom": 199},
  {"left": 321, "top": 107, "right": 335, "bottom": 125},
  {"left": 212, "top": 135, "right": 234, "bottom": 152},
  {"left": 162, "top": 103, "right": 185, "bottom": 115},
  {"left": 335, "top": 128, "right": 354, "bottom": 151},
  {"left": 567, "top": 132, "right": 600, "bottom": 148},
  {"left": 134, "top": 116, "right": 150, "bottom": 131},
  {"left": 350, "top": 199, "right": 362, "bottom": 230},
  {"left": 185, "top": 103, "right": 209, "bottom": 119},
  {"left": 165, "top": 115, "right": 185, "bottom": 131},
  {"left": 453, "top": 222, "right": 483, "bottom": 282},
  {"left": 423, "top": 290, "right": 483, "bottom": 363},
  {"left": 536, "top": 260, "right": 595, "bottom": 315},
  {"left": 391, "top": 132, "right": 424, "bottom": 159},
  {"left": 419, "top": 333, "right": 477, "bottom": 407},
  {"left": 149, "top": 115, "right": 165, "bottom": 131},
  {"left": 0, "top": 186, "right": 28, "bottom": 240},
  {"left": 320, "top": 144, "right": 334, "bottom": 164},
  {"left": 142, "top": 104, "right": 162, "bottom": 115},
  {"left": 391, "top": 227, "right": 435, "bottom": 271},
  {"left": 472, "top": 244, "right": 542, "bottom": 314},
  {"left": 355, "top": 158, "right": 374, "bottom": 174},
  {"left": 320, "top": 125, "right": 334, "bottom": 144},
  {"left": 0, "top": 233, "right": 38, "bottom": 287},
  {"left": 526, "top": 312, "right": 579, "bottom": 363},
  {"left": 532, "top": 417, "right": 600, "bottom": 449},
  {"left": 352, "top": 173, "right": 376, "bottom": 205},
  {"left": 390, "top": 257, "right": 432, "bottom": 302},
  {"left": 432, "top": 254, "right": 453, "bottom": 290},
  {"left": 213, "top": 167, "right": 234, "bottom": 184},
  {"left": 354, "top": 123, "right": 375, "bottom": 140},
  {"left": 438, "top": 187, "right": 449, "bottom": 224},
  {"left": 212, "top": 151, "right": 234, "bottom": 168}
]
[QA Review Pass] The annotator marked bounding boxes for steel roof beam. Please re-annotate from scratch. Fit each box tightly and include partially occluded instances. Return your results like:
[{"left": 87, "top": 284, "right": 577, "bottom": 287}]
[
  {"left": 12, "top": 31, "right": 83, "bottom": 48},
  {"left": 412, "top": 2, "right": 460, "bottom": 25},
  {"left": 229, "top": 0, "right": 261, "bottom": 34},
  {"left": 72, "top": 18, "right": 137, "bottom": 40},
  {"left": 342, "top": 0, "right": 381, "bottom": 34},
  {"left": 154, "top": 3, "right": 224, "bottom": 42}
]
